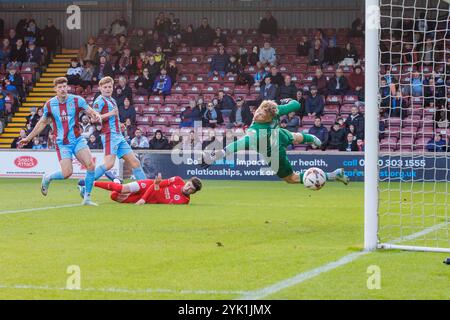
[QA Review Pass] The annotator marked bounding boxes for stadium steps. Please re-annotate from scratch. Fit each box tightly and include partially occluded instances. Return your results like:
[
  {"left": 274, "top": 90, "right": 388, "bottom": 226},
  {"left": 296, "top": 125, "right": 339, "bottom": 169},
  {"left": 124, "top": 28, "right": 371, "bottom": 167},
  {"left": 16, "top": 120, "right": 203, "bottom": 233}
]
[{"left": 0, "top": 50, "right": 77, "bottom": 149}]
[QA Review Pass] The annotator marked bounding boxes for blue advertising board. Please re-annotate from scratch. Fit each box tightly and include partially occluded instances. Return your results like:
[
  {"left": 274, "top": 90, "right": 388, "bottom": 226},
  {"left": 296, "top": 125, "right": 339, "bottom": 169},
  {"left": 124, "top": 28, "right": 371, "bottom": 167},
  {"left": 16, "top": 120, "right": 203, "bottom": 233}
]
[{"left": 137, "top": 151, "right": 450, "bottom": 182}]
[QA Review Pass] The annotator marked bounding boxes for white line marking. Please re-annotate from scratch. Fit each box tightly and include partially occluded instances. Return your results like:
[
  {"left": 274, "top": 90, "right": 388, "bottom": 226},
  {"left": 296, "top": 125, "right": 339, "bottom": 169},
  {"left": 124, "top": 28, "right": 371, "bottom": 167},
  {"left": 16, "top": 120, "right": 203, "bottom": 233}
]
[
  {"left": 0, "top": 204, "right": 83, "bottom": 215},
  {"left": 238, "top": 221, "right": 449, "bottom": 300},
  {"left": 0, "top": 284, "right": 250, "bottom": 296}
]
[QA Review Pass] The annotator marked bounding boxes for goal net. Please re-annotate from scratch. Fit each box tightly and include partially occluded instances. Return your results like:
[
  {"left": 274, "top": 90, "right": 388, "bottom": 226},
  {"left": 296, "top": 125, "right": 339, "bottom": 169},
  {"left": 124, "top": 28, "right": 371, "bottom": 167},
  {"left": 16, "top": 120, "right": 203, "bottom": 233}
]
[{"left": 373, "top": 0, "right": 450, "bottom": 252}]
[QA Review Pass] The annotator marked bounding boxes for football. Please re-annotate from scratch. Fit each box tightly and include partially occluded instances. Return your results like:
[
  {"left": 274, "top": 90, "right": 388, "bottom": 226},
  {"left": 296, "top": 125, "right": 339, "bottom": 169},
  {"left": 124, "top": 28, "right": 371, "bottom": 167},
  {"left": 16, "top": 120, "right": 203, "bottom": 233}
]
[{"left": 303, "top": 167, "right": 327, "bottom": 191}]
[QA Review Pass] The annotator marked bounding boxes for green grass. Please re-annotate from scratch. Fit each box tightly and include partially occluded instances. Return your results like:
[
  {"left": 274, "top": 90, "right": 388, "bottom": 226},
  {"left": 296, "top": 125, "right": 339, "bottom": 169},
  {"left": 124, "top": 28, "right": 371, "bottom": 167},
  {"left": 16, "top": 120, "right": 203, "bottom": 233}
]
[{"left": 0, "top": 179, "right": 448, "bottom": 299}]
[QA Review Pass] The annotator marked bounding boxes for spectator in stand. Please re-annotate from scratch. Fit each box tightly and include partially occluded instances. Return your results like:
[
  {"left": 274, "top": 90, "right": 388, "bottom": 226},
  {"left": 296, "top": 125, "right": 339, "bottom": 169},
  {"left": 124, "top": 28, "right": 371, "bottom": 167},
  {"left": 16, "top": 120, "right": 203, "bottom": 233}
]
[
  {"left": 0, "top": 38, "right": 11, "bottom": 67},
  {"left": 10, "top": 38, "right": 26, "bottom": 66},
  {"left": 39, "top": 18, "right": 59, "bottom": 62},
  {"left": 0, "top": 85, "right": 6, "bottom": 117},
  {"left": 66, "top": 58, "right": 82, "bottom": 85},
  {"left": 23, "top": 19, "right": 39, "bottom": 44},
  {"left": 379, "top": 77, "right": 391, "bottom": 110},
  {"left": 305, "top": 85, "right": 324, "bottom": 117},
  {"left": 285, "top": 112, "right": 300, "bottom": 132},
  {"left": 154, "top": 12, "right": 171, "bottom": 36},
  {"left": 32, "top": 137, "right": 44, "bottom": 150},
  {"left": 348, "top": 65, "right": 364, "bottom": 101},
  {"left": 152, "top": 68, "right": 172, "bottom": 96},
  {"left": 11, "top": 128, "right": 32, "bottom": 148},
  {"left": 202, "top": 102, "right": 223, "bottom": 128},
  {"left": 180, "top": 100, "right": 197, "bottom": 127},
  {"left": 78, "top": 36, "right": 97, "bottom": 65},
  {"left": 130, "top": 29, "right": 147, "bottom": 56},
  {"left": 113, "top": 76, "right": 133, "bottom": 107},
  {"left": 259, "top": 42, "right": 276, "bottom": 66},
  {"left": 4, "top": 66, "right": 24, "bottom": 99},
  {"left": 149, "top": 129, "right": 171, "bottom": 150},
  {"left": 118, "top": 97, "right": 136, "bottom": 124},
  {"left": 195, "top": 18, "right": 214, "bottom": 47},
  {"left": 308, "top": 117, "right": 328, "bottom": 150},
  {"left": 427, "top": 134, "right": 446, "bottom": 152},
  {"left": 327, "top": 121, "right": 347, "bottom": 150},
  {"left": 237, "top": 46, "right": 248, "bottom": 67},
  {"left": 435, "top": 109, "right": 449, "bottom": 129},
  {"left": 312, "top": 68, "right": 328, "bottom": 96},
  {"left": 88, "top": 134, "right": 101, "bottom": 150},
  {"left": 349, "top": 16, "right": 364, "bottom": 38},
  {"left": 93, "top": 56, "right": 114, "bottom": 82},
  {"left": 266, "top": 66, "right": 283, "bottom": 87},
  {"left": 410, "top": 71, "right": 423, "bottom": 97},
  {"left": 146, "top": 55, "right": 161, "bottom": 81},
  {"left": 110, "top": 16, "right": 128, "bottom": 37},
  {"left": 340, "top": 132, "right": 359, "bottom": 151},
  {"left": 213, "top": 27, "right": 227, "bottom": 47},
  {"left": 235, "top": 69, "right": 255, "bottom": 88},
  {"left": 260, "top": 76, "right": 277, "bottom": 101},
  {"left": 425, "top": 77, "right": 446, "bottom": 108},
  {"left": 24, "top": 40, "right": 42, "bottom": 66},
  {"left": 295, "top": 90, "right": 306, "bottom": 118},
  {"left": 297, "top": 35, "right": 310, "bottom": 57},
  {"left": 123, "top": 118, "right": 136, "bottom": 143},
  {"left": 162, "top": 36, "right": 177, "bottom": 58},
  {"left": 169, "top": 17, "right": 182, "bottom": 39},
  {"left": 166, "top": 59, "right": 178, "bottom": 85},
  {"left": 208, "top": 46, "right": 229, "bottom": 78},
  {"left": 28, "top": 107, "right": 43, "bottom": 130},
  {"left": 153, "top": 45, "right": 165, "bottom": 67},
  {"left": 225, "top": 55, "right": 241, "bottom": 76},
  {"left": 181, "top": 24, "right": 196, "bottom": 47},
  {"left": 345, "top": 106, "right": 365, "bottom": 139},
  {"left": 308, "top": 39, "right": 324, "bottom": 66},
  {"left": 323, "top": 38, "right": 342, "bottom": 65},
  {"left": 253, "top": 61, "right": 268, "bottom": 86},
  {"left": 46, "top": 131, "right": 55, "bottom": 149},
  {"left": 135, "top": 67, "right": 153, "bottom": 95},
  {"left": 277, "top": 75, "right": 298, "bottom": 100},
  {"left": 227, "top": 97, "right": 252, "bottom": 129},
  {"left": 249, "top": 45, "right": 260, "bottom": 66},
  {"left": 258, "top": 11, "right": 278, "bottom": 39},
  {"left": 389, "top": 91, "right": 406, "bottom": 118},
  {"left": 93, "top": 46, "right": 108, "bottom": 66},
  {"left": 327, "top": 68, "right": 349, "bottom": 95},
  {"left": 217, "top": 90, "right": 236, "bottom": 117},
  {"left": 130, "top": 128, "right": 149, "bottom": 149},
  {"left": 113, "top": 35, "right": 129, "bottom": 61},
  {"left": 115, "top": 48, "right": 134, "bottom": 75},
  {"left": 8, "top": 29, "right": 18, "bottom": 46},
  {"left": 80, "top": 61, "right": 94, "bottom": 90},
  {"left": 79, "top": 115, "right": 94, "bottom": 139},
  {"left": 340, "top": 42, "right": 359, "bottom": 67}
]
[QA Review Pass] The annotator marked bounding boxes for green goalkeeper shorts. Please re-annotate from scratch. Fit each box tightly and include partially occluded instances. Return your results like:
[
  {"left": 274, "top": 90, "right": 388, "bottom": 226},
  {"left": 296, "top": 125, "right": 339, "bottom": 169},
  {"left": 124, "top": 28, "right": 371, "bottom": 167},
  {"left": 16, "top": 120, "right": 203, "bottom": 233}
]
[{"left": 272, "top": 128, "right": 295, "bottom": 179}]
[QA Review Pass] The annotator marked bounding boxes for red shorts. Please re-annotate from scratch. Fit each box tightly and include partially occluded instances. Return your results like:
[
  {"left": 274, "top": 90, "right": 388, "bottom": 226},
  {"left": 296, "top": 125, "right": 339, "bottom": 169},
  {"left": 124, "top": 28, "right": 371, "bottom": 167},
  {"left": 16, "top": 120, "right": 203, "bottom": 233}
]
[{"left": 110, "top": 180, "right": 154, "bottom": 204}]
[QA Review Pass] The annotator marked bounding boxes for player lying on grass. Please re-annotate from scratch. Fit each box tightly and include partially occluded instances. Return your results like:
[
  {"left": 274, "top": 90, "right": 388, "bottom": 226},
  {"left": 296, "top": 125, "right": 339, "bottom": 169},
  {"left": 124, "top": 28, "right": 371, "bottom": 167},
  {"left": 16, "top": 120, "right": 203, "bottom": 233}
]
[
  {"left": 18, "top": 77, "right": 101, "bottom": 206},
  {"left": 87, "top": 174, "right": 202, "bottom": 205},
  {"left": 201, "top": 99, "right": 349, "bottom": 185}
]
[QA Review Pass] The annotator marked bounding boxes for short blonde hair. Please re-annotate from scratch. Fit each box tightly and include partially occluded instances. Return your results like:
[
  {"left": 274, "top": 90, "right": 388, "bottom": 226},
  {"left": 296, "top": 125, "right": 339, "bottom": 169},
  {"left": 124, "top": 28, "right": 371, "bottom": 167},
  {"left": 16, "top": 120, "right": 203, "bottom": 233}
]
[
  {"left": 53, "top": 77, "right": 68, "bottom": 86},
  {"left": 98, "top": 76, "right": 114, "bottom": 87},
  {"left": 257, "top": 100, "right": 278, "bottom": 119}
]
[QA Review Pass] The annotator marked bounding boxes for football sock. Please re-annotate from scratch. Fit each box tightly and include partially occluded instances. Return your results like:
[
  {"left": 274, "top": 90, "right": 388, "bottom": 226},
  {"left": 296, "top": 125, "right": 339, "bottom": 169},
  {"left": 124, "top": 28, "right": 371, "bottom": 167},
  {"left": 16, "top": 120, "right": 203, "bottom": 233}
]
[
  {"left": 94, "top": 181, "right": 123, "bottom": 193},
  {"left": 132, "top": 167, "right": 146, "bottom": 180},
  {"left": 46, "top": 171, "right": 64, "bottom": 182},
  {"left": 94, "top": 164, "right": 107, "bottom": 180},
  {"left": 105, "top": 170, "right": 118, "bottom": 182},
  {"left": 84, "top": 170, "right": 95, "bottom": 197}
]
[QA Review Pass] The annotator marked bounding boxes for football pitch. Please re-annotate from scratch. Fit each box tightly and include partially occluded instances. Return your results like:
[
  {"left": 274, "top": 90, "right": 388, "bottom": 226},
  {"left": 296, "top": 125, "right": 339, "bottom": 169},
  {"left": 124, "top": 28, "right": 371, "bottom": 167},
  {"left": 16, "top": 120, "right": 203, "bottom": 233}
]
[{"left": 0, "top": 178, "right": 449, "bottom": 300}]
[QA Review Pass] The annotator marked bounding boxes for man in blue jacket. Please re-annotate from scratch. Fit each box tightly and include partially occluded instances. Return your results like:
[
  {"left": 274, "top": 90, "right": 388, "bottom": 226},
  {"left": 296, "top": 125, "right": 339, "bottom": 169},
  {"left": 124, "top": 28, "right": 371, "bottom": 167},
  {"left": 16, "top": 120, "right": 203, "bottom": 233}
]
[
  {"left": 208, "top": 46, "right": 229, "bottom": 78},
  {"left": 305, "top": 85, "right": 325, "bottom": 117},
  {"left": 308, "top": 117, "right": 328, "bottom": 150}
]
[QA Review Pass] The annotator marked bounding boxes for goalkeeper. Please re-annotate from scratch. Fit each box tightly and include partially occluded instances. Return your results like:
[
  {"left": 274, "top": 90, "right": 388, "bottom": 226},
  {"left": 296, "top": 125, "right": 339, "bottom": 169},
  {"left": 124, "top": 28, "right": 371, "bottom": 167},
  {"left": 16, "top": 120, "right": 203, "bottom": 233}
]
[{"left": 201, "top": 99, "right": 349, "bottom": 185}]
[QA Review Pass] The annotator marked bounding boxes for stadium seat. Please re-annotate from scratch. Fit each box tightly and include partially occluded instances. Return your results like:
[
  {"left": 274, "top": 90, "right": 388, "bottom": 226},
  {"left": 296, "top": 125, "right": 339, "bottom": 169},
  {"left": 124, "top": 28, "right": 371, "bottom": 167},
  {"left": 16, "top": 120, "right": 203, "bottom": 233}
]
[{"left": 142, "top": 105, "right": 159, "bottom": 115}]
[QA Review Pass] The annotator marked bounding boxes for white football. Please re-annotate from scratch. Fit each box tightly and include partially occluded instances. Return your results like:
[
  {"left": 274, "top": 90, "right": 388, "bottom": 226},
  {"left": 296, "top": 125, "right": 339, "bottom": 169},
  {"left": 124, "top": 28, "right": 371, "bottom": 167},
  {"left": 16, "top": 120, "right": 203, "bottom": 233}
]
[{"left": 303, "top": 167, "right": 327, "bottom": 191}]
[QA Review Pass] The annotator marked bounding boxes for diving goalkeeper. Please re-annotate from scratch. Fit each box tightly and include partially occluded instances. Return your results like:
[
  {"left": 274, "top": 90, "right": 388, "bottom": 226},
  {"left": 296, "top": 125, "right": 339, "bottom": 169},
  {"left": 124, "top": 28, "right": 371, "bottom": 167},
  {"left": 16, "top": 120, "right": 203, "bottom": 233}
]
[{"left": 201, "top": 99, "right": 349, "bottom": 185}]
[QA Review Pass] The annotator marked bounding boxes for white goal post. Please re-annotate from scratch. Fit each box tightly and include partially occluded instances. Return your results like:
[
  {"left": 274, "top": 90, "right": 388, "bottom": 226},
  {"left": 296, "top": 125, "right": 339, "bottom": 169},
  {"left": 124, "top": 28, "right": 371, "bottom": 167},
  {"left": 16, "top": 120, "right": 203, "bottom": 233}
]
[{"left": 364, "top": 0, "right": 450, "bottom": 253}]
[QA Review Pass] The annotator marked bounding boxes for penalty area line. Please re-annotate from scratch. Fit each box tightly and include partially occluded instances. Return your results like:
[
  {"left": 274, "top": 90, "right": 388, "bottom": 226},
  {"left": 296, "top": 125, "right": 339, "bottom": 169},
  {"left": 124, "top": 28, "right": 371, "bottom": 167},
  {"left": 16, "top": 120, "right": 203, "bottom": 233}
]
[
  {"left": 238, "top": 221, "right": 449, "bottom": 300},
  {"left": 0, "top": 284, "right": 251, "bottom": 296},
  {"left": 0, "top": 204, "right": 84, "bottom": 215}
]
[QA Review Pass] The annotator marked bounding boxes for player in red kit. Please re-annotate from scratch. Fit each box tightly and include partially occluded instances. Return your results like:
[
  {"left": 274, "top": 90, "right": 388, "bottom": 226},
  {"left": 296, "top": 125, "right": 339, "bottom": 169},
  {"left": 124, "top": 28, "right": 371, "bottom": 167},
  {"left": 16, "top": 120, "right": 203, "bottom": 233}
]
[{"left": 93, "top": 174, "right": 202, "bottom": 205}]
